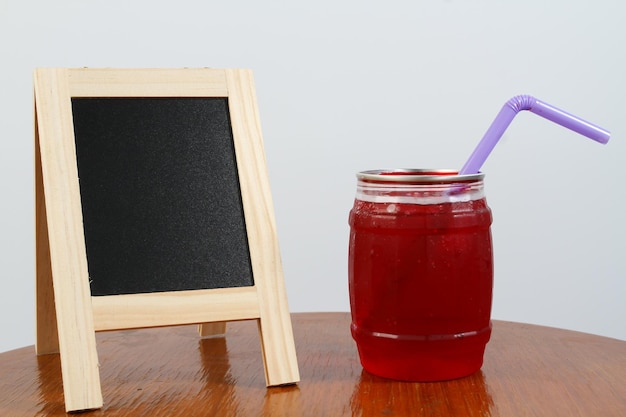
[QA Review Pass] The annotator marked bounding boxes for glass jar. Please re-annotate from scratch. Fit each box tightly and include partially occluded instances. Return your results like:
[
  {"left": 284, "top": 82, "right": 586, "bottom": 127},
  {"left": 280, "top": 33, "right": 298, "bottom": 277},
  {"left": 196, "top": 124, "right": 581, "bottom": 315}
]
[{"left": 348, "top": 169, "right": 493, "bottom": 381}]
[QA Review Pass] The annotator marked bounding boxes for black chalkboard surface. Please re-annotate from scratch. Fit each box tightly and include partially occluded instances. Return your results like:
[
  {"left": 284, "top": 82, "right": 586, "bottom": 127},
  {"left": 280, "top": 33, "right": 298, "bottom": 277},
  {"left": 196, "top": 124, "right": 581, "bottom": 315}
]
[{"left": 71, "top": 98, "right": 254, "bottom": 296}]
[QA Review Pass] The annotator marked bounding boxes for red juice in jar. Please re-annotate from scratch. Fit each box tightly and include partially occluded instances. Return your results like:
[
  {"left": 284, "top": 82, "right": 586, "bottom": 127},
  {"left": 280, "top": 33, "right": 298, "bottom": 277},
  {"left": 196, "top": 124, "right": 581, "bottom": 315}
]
[{"left": 348, "top": 169, "right": 493, "bottom": 381}]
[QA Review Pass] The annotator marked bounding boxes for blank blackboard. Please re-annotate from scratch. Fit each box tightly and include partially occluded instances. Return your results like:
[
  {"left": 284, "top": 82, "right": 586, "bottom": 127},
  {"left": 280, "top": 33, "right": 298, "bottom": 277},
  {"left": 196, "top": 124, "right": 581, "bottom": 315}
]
[
  {"left": 71, "top": 97, "right": 254, "bottom": 296},
  {"left": 35, "top": 69, "right": 300, "bottom": 412}
]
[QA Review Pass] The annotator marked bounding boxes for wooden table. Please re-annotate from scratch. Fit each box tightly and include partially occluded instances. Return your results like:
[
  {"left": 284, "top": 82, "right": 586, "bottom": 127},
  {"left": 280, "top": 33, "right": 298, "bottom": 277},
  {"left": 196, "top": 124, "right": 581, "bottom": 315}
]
[{"left": 1, "top": 313, "right": 624, "bottom": 416}]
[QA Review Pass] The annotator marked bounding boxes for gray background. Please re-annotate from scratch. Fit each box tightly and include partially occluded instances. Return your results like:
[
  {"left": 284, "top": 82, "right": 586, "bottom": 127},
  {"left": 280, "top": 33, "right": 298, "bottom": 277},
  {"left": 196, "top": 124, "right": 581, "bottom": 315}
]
[{"left": 1, "top": 0, "right": 624, "bottom": 353}]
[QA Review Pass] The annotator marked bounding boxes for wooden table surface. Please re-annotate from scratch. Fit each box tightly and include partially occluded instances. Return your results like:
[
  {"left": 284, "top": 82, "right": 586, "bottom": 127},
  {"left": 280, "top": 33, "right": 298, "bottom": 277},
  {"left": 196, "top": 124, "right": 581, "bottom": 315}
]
[{"left": 1, "top": 312, "right": 624, "bottom": 416}]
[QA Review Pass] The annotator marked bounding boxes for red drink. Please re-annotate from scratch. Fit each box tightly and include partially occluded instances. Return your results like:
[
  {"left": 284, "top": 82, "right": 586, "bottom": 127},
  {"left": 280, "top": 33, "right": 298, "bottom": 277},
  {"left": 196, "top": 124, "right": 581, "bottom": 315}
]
[{"left": 348, "top": 169, "right": 493, "bottom": 381}]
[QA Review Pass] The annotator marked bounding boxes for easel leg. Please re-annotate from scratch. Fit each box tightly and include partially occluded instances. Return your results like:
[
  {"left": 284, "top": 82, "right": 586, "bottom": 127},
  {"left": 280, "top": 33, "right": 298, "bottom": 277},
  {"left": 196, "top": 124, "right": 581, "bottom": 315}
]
[
  {"left": 34, "top": 68, "right": 103, "bottom": 412},
  {"left": 224, "top": 68, "right": 300, "bottom": 387},
  {"left": 35, "top": 129, "right": 59, "bottom": 355},
  {"left": 198, "top": 322, "right": 227, "bottom": 338},
  {"left": 256, "top": 307, "right": 300, "bottom": 386}
]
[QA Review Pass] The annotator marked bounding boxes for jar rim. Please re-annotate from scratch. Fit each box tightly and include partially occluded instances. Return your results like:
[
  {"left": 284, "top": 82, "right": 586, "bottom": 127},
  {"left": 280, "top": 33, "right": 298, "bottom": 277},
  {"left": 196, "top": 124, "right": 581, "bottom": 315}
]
[{"left": 357, "top": 169, "right": 484, "bottom": 183}]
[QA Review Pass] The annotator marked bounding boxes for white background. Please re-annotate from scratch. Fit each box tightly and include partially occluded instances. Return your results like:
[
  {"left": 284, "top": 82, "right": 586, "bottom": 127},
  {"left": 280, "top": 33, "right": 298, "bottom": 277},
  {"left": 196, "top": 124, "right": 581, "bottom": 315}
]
[{"left": 1, "top": 0, "right": 624, "bottom": 353}]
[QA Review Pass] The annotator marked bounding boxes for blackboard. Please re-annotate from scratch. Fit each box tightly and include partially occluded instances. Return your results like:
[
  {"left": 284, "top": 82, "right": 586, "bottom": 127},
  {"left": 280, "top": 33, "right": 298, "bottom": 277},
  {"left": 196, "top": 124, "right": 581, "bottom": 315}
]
[
  {"left": 72, "top": 98, "right": 254, "bottom": 295},
  {"left": 34, "top": 68, "right": 299, "bottom": 412}
]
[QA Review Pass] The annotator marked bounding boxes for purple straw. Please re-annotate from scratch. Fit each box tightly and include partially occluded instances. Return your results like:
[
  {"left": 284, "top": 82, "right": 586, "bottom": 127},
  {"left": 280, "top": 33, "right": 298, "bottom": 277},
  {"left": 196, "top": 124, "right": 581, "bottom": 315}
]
[{"left": 459, "top": 95, "right": 610, "bottom": 175}]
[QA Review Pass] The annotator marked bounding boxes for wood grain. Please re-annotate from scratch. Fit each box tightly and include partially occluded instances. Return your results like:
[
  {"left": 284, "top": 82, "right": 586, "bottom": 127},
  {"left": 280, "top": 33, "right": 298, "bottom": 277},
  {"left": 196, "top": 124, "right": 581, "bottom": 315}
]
[
  {"left": 34, "top": 67, "right": 103, "bottom": 411},
  {"left": 91, "top": 287, "right": 260, "bottom": 332},
  {"left": 226, "top": 68, "right": 300, "bottom": 386},
  {"left": 67, "top": 68, "right": 229, "bottom": 97},
  {"left": 1, "top": 313, "right": 624, "bottom": 416},
  {"left": 34, "top": 108, "right": 59, "bottom": 355}
]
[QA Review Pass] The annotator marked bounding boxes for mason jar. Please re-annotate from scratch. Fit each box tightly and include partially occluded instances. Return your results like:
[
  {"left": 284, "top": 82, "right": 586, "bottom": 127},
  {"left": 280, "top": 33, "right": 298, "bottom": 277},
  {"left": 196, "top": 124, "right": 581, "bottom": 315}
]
[{"left": 348, "top": 169, "right": 493, "bottom": 381}]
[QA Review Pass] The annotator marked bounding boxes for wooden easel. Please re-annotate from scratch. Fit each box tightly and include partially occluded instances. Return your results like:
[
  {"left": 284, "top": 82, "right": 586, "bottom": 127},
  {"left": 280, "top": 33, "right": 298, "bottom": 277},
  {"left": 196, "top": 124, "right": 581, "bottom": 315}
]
[{"left": 34, "top": 68, "right": 299, "bottom": 412}]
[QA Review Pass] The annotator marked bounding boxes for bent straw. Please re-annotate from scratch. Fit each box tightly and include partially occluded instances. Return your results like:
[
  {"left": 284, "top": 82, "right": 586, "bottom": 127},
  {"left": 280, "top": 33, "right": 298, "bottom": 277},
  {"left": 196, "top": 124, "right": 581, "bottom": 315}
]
[{"left": 459, "top": 95, "right": 610, "bottom": 175}]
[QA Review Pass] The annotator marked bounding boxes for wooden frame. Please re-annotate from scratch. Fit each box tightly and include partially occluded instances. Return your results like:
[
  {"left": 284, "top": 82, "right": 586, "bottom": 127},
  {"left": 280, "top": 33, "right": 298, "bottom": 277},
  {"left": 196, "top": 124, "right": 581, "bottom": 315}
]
[{"left": 34, "top": 68, "right": 299, "bottom": 412}]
